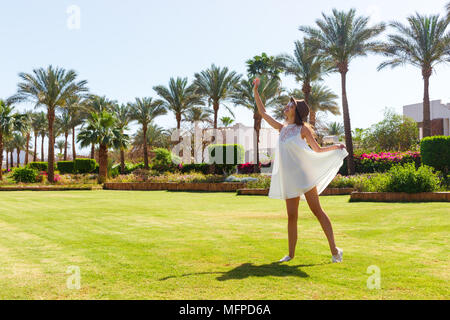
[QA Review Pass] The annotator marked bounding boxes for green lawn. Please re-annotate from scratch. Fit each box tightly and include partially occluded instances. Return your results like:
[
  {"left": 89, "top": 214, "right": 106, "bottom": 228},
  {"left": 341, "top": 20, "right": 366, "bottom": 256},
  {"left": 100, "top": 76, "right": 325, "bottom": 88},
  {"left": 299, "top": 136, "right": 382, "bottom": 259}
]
[{"left": 0, "top": 190, "right": 448, "bottom": 299}]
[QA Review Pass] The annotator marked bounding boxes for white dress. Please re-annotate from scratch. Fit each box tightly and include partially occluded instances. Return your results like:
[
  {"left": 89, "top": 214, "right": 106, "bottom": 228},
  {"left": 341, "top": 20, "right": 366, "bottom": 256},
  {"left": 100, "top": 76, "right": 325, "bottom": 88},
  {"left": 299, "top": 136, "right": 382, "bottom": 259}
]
[{"left": 268, "top": 123, "right": 349, "bottom": 200}]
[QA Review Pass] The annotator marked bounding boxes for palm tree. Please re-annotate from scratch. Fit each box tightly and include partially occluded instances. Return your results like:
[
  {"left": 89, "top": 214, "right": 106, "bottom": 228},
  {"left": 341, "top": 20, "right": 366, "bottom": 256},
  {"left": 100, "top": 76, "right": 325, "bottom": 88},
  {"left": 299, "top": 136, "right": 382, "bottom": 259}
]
[
  {"left": 220, "top": 116, "right": 234, "bottom": 128},
  {"left": 300, "top": 9, "right": 386, "bottom": 175},
  {"left": 193, "top": 65, "right": 241, "bottom": 128},
  {"left": 183, "top": 106, "right": 213, "bottom": 125},
  {"left": 56, "top": 110, "right": 72, "bottom": 160},
  {"left": 326, "top": 122, "right": 345, "bottom": 136},
  {"left": 280, "top": 39, "right": 332, "bottom": 126},
  {"left": 83, "top": 95, "right": 115, "bottom": 159},
  {"left": 447, "top": 2, "right": 450, "bottom": 20},
  {"left": 289, "top": 85, "right": 341, "bottom": 127},
  {"left": 378, "top": 13, "right": 450, "bottom": 138},
  {"left": 55, "top": 140, "right": 66, "bottom": 157},
  {"left": 0, "top": 100, "right": 26, "bottom": 179},
  {"left": 31, "top": 112, "right": 47, "bottom": 162},
  {"left": 12, "top": 133, "right": 26, "bottom": 168},
  {"left": 77, "top": 111, "right": 129, "bottom": 183},
  {"left": 65, "top": 95, "right": 85, "bottom": 160},
  {"left": 112, "top": 103, "right": 132, "bottom": 173},
  {"left": 128, "top": 97, "right": 166, "bottom": 169},
  {"left": 21, "top": 111, "right": 33, "bottom": 165},
  {"left": 154, "top": 77, "right": 203, "bottom": 130},
  {"left": 231, "top": 75, "right": 281, "bottom": 172},
  {"left": 13, "top": 65, "right": 88, "bottom": 182},
  {"left": 132, "top": 124, "right": 168, "bottom": 155}
]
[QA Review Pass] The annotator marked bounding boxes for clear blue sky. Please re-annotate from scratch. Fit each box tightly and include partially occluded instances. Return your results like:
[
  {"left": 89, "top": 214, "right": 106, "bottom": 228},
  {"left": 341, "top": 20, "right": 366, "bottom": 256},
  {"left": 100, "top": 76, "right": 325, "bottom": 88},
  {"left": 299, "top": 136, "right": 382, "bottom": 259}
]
[{"left": 1, "top": 0, "right": 449, "bottom": 134}]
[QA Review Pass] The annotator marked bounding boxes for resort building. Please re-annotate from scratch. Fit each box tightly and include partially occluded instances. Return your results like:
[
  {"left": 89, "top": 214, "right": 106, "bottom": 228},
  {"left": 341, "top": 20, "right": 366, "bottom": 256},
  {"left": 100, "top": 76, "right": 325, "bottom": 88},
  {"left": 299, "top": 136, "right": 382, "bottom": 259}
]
[{"left": 403, "top": 100, "right": 450, "bottom": 139}]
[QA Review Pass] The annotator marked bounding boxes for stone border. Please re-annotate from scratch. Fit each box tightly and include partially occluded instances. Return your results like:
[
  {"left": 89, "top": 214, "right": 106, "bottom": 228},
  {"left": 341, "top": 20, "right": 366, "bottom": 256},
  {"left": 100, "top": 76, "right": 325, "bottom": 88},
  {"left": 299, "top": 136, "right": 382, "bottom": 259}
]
[
  {"left": 103, "top": 182, "right": 246, "bottom": 192},
  {"left": 0, "top": 186, "right": 93, "bottom": 191},
  {"left": 350, "top": 192, "right": 450, "bottom": 202},
  {"left": 237, "top": 188, "right": 355, "bottom": 196}
]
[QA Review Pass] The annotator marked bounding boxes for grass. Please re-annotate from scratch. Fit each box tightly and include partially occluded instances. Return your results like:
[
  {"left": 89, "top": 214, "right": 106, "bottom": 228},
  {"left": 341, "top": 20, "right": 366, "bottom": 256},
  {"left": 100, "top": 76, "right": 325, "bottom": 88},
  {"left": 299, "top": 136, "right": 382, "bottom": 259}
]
[{"left": 0, "top": 190, "right": 448, "bottom": 300}]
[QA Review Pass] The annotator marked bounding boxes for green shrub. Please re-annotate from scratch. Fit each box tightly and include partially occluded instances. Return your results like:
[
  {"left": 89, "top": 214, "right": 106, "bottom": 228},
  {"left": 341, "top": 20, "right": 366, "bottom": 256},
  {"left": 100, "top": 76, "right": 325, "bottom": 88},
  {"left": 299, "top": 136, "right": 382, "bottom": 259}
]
[
  {"left": 123, "top": 162, "right": 145, "bottom": 174},
  {"left": 180, "top": 163, "right": 210, "bottom": 174},
  {"left": 207, "top": 144, "right": 245, "bottom": 165},
  {"left": 420, "top": 136, "right": 449, "bottom": 180},
  {"left": 151, "top": 148, "right": 178, "bottom": 172},
  {"left": 57, "top": 161, "right": 74, "bottom": 174},
  {"left": 385, "top": 163, "right": 440, "bottom": 193},
  {"left": 74, "top": 159, "right": 97, "bottom": 174},
  {"left": 12, "top": 167, "right": 38, "bottom": 183},
  {"left": 28, "top": 162, "right": 48, "bottom": 172}
]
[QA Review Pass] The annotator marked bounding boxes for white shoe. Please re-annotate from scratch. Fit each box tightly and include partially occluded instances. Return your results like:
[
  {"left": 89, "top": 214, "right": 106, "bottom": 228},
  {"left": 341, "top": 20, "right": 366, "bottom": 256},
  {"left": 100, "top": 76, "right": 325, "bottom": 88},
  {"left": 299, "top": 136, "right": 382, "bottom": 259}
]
[
  {"left": 279, "top": 255, "right": 293, "bottom": 262},
  {"left": 332, "top": 248, "right": 343, "bottom": 263}
]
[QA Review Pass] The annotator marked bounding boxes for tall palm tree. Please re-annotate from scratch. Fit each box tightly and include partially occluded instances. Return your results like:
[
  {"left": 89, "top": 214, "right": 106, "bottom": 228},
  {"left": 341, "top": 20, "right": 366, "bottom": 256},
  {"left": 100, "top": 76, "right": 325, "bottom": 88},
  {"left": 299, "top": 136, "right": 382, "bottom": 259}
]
[
  {"left": 31, "top": 112, "right": 47, "bottom": 162},
  {"left": 128, "top": 97, "right": 166, "bottom": 169},
  {"left": 13, "top": 65, "right": 88, "bottom": 182},
  {"left": 280, "top": 39, "right": 332, "bottom": 126},
  {"left": 231, "top": 75, "right": 281, "bottom": 172},
  {"left": 55, "top": 140, "right": 66, "bottom": 157},
  {"left": 21, "top": 111, "right": 33, "bottom": 165},
  {"left": 193, "top": 65, "right": 241, "bottom": 128},
  {"left": 300, "top": 9, "right": 386, "bottom": 175},
  {"left": 12, "top": 133, "right": 26, "bottom": 168},
  {"left": 83, "top": 95, "right": 115, "bottom": 159},
  {"left": 154, "top": 77, "right": 203, "bottom": 130},
  {"left": 0, "top": 100, "right": 26, "bottom": 179},
  {"left": 326, "top": 122, "right": 345, "bottom": 136},
  {"left": 290, "top": 85, "right": 341, "bottom": 127},
  {"left": 183, "top": 106, "right": 213, "bottom": 125},
  {"left": 132, "top": 124, "right": 168, "bottom": 154},
  {"left": 112, "top": 103, "right": 132, "bottom": 173},
  {"left": 378, "top": 13, "right": 450, "bottom": 137},
  {"left": 77, "top": 111, "right": 129, "bottom": 183},
  {"left": 220, "top": 116, "right": 234, "bottom": 128},
  {"left": 447, "top": 2, "right": 450, "bottom": 20}
]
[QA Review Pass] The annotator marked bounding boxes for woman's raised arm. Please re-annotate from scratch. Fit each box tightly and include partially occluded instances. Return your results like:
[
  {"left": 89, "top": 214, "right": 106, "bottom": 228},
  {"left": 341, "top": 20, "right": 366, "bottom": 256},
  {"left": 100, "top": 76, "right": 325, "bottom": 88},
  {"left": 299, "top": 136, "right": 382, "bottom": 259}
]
[{"left": 253, "top": 78, "right": 283, "bottom": 131}]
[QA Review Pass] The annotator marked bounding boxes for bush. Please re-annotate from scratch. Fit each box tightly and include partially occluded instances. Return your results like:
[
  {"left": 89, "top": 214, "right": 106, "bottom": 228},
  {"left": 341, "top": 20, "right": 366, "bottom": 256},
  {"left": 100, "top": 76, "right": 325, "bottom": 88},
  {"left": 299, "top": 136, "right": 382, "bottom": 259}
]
[
  {"left": 11, "top": 167, "right": 38, "bottom": 183},
  {"left": 57, "top": 161, "right": 74, "bottom": 174},
  {"left": 207, "top": 144, "right": 245, "bottom": 165},
  {"left": 123, "top": 162, "right": 145, "bottom": 174},
  {"left": 74, "top": 159, "right": 97, "bottom": 174},
  {"left": 28, "top": 162, "right": 49, "bottom": 172},
  {"left": 151, "top": 148, "right": 179, "bottom": 173},
  {"left": 180, "top": 163, "right": 210, "bottom": 174},
  {"left": 420, "top": 136, "right": 449, "bottom": 181}
]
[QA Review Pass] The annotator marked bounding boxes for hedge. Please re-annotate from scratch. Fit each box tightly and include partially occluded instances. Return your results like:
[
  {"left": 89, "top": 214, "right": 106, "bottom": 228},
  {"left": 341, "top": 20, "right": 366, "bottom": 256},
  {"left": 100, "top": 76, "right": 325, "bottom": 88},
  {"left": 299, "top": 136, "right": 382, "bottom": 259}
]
[
  {"left": 28, "top": 162, "right": 49, "bottom": 172},
  {"left": 207, "top": 144, "right": 245, "bottom": 165},
  {"left": 420, "top": 136, "right": 449, "bottom": 177},
  {"left": 74, "top": 159, "right": 97, "bottom": 174},
  {"left": 57, "top": 161, "right": 74, "bottom": 174}
]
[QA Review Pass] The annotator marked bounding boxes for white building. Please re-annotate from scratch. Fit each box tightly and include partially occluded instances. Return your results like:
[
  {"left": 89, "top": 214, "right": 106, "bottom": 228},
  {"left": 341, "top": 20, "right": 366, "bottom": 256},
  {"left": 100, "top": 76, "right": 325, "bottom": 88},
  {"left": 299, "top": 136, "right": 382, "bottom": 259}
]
[{"left": 403, "top": 100, "right": 450, "bottom": 139}]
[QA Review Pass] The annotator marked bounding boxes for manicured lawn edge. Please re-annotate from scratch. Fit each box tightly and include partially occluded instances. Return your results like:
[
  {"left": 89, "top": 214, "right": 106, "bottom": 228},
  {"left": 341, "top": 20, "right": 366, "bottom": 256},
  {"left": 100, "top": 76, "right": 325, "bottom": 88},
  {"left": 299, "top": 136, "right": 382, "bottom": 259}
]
[
  {"left": 350, "top": 191, "right": 450, "bottom": 202},
  {"left": 103, "top": 182, "right": 246, "bottom": 192},
  {"left": 0, "top": 185, "right": 94, "bottom": 191},
  {"left": 237, "top": 188, "right": 355, "bottom": 196}
]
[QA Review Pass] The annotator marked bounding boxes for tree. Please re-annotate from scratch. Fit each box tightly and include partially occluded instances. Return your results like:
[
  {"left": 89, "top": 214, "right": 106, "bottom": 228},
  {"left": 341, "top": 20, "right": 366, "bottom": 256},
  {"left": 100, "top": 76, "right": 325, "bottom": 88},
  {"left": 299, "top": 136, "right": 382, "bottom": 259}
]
[
  {"left": 21, "top": 111, "right": 33, "bottom": 165},
  {"left": 327, "top": 122, "right": 345, "bottom": 136},
  {"left": 193, "top": 65, "right": 240, "bottom": 129},
  {"left": 13, "top": 65, "right": 88, "bottom": 182},
  {"left": 132, "top": 124, "right": 169, "bottom": 156},
  {"left": 128, "top": 98, "right": 166, "bottom": 169},
  {"left": 300, "top": 9, "right": 386, "bottom": 175},
  {"left": 12, "top": 133, "right": 26, "bottom": 167},
  {"left": 220, "top": 116, "right": 234, "bottom": 128},
  {"left": 246, "top": 52, "right": 283, "bottom": 80},
  {"left": 112, "top": 103, "right": 132, "bottom": 173},
  {"left": 65, "top": 95, "right": 85, "bottom": 160},
  {"left": 77, "top": 111, "right": 129, "bottom": 183},
  {"left": 280, "top": 39, "right": 332, "bottom": 126},
  {"left": 31, "top": 112, "right": 47, "bottom": 162},
  {"left": 231, "top": 75, "right": 281, "bottom": 172},
  {"left": 0, "top": 100, "right": 26, "bottom": 179},
  {"left": 183, "top": 106, "right": 213, "bottom": 126},
  {"left": 55, "top": 140, "right": 66, "bottom": 158},
  {"left": 378, "top": 13, "right": 450, "bottom": 138},
  {"left": 55, "top": 110, "right": 72, "bottom": 160}
]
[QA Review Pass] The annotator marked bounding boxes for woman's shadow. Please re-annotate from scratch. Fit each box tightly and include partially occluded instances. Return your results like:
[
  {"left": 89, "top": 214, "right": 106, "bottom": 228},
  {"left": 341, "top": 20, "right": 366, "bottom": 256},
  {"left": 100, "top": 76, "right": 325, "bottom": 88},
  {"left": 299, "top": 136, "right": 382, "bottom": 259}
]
[{"left": 159, "top": 262, "right": 327, "bottom": 281}]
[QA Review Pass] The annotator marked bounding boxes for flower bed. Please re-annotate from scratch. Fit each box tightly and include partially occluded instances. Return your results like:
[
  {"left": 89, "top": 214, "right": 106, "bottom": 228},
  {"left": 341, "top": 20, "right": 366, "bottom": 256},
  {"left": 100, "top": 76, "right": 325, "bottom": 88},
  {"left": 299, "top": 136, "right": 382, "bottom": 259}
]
[
  {"left": 350, "top": 192, "right": 450, "bottom": 202},
  {"left": 103, "top": 182, "right": 246, "bottom": 192}
]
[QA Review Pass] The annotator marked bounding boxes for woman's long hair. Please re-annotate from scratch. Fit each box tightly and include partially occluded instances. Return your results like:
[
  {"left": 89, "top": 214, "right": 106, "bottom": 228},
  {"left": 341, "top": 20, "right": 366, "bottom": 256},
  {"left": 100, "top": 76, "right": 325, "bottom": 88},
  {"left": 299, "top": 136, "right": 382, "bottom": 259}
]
[{"left": 290, "top": 97, "right": 317, "bottom": 139}]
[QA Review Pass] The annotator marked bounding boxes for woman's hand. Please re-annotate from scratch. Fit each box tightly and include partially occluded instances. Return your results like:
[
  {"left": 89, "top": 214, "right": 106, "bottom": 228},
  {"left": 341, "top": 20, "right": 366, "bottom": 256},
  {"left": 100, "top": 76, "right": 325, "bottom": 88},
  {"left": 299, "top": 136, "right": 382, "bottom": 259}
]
[
  {"left": 253, "top": 77, "right": 260, "bottom": 89},
  {"left": 337, "top": 144, "right": 346, "bottom": 150}
]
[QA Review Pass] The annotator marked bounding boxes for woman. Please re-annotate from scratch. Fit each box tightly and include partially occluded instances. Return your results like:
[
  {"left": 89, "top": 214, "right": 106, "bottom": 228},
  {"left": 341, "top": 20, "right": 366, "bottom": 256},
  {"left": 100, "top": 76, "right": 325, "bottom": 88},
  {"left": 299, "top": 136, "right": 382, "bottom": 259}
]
[{"left": 253, "top": 78, "right": 348, "bottom": 263}]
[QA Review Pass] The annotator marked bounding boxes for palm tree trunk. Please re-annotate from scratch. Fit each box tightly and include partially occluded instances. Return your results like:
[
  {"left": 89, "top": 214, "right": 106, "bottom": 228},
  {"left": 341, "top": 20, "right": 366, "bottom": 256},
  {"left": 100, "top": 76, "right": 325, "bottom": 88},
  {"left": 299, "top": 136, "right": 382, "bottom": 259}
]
[
  {"left": 10, "top": 151, "right": 13, "bottom": 169},
  {"left": 0, "top": 133, "right": 3, "bottom": 180},
  {"left": 213, "top": 101, "right": 219, "bottom": 129},
  {"left": 98, "top": 144, "right": 108, "bottom": 184},
  {"left": 41, "top": 135, "right": 45, "bottom": 162},
  {"left": 33, "top": 132, "right": 38, "bottom": 162},
  {"left": 64, "top": 132, "right": 68, "bottom": 161},
  {"left": 303, "top": 82, "right": 317, "bottom": 128},
  {"left": 25, "top": 133, "right": 30, "bottom": 165},
  {"left": 120, "top": 149, "right": 125, "bottom": 174},
  {"left": 253, "top": 112, "right": 262, "bottom": 173},
  {"left": 143, "top": 124, "right": 149, "bottom": 169},
  {"left": 72, "top": 127, "right": 77, "bottom": 160},
  {"left": 422, "top": 72, "right": 432, "bottom": 138},
  {"left": 91, "top": 143, "right": 95, "bottom": 160},
  {"left": 16, "top": 148, "right": 20, "bottom": 168},
  {"left": 47, "top": 108, "right": 56, "bottom": 182},
  {"left": 6, "top": 150, "right": 9, "bottom": 173},
  {"left": 339, "top": 69, "right": 356, "bottom": 176}
]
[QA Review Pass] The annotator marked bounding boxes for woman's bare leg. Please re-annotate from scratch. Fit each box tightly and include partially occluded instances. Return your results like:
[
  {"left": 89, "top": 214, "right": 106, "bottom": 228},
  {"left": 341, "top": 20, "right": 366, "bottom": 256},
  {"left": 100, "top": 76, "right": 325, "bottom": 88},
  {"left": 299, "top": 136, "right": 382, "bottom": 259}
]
[
  {"left": 285, "top": 197, "right": 300, "bottom": 258},
  {"left": 304, "top": 187, "right": 338, "bottom": 256}
]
